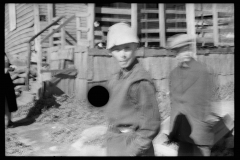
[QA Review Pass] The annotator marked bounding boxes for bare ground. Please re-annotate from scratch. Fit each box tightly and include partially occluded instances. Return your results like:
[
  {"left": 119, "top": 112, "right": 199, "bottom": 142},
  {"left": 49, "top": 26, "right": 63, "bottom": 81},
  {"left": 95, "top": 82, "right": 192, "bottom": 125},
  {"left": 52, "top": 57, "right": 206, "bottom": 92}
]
[{"left": 5, "top": 81, "right": 234, "bottom": 156}]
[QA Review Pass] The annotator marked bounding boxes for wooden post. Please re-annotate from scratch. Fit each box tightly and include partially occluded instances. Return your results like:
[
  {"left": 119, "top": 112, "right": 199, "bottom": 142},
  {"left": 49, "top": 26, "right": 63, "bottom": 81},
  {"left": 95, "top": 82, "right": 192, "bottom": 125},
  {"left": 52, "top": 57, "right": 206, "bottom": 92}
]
[
  {"left": 131, "top": 3, "right": 138, "bottom": 37},
  {"left": 159, "top": 3, "right": 166, "bottom": 48},
  {"left": 34, "top": 4, "right": 43, "bottom": 98},
  {"left": 61, "top": 19, "right": 66, "bottom": 49},
  {"left": 47, "top": 3, "right": 53, "bottom": 48},
  {"left": 213, "top": 4, "right": 219, "bottom": 46},
  {"left": 60, "top": 18, "right": 66, "bottom": 69},
  {"left": 87, "top": 3, "right": 95, "bottom": 48},
  {"left": 76, "top": 15, "right": 81, "bottom": 45},
  {"left": 186, "top": 3, "right": 197, "bottom": 59},
  {"left": 8, "top": 4, "right": 17, "bottom": 31},
  {"left": 144, "top": 4, "right": 148, "bottom": 47}
]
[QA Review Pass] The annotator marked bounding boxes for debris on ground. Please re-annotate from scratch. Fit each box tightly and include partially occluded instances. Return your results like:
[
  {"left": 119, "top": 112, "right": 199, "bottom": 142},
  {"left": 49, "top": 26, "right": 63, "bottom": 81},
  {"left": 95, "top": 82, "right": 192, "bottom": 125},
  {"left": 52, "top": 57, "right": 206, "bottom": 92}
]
[
  {"left": 6, "top": 82, "right": 234, "bottom": 156},
  {"left": 5, "top": 131, "right": 33, "bottom": 156}
]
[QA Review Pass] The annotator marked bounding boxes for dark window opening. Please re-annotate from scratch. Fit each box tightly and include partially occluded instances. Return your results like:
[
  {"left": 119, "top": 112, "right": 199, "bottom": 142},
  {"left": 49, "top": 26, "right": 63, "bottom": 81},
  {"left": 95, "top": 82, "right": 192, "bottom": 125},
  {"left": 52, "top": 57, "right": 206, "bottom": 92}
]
[{"left": 40, "top": 15, "right": 47, "bottom": 22}]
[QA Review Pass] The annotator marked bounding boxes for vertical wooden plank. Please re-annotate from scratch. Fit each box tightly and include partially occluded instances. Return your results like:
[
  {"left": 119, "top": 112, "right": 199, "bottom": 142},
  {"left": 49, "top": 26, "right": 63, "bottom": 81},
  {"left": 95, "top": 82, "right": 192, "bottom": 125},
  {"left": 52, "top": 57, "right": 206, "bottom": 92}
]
[
  {"left": 60, "top": 17, "right": 66, "bottom": 70},
  {"left": 213, "top": 4, "right": 219, "bottom": 46},
  {"left": 34, "top": 4, "right": 43, "bottom": 98},
  {"left": 159, "top": 3, "right": 166, "bottom": 47},
  {"left": 87, "top": 55, "right": 94, "bottom": 81},
  {"left": 47, "top": 3, "right": 53, "bottom": 47},
  {"left": 87, "top": 3, "right": 95, "bottom": 48},
  {"left": 131, "top": 3, "right": 138, "bottom": 36},
  {"left": 75, "top": 78, "right": 87, "bottom": 100},
  {"left": 8, "top": 3, "right": 16, "bottom": 31},
  {"left": 144, "top": 4, "right": 148, "bottom": 47},
  {"left": 229, "top": 54, "right": 234, "bottom": 75},
  {"left": 61, "top": 19, "right": 66, "bottom": 48},
  {"left": 76, "top": 14, "right": 81, "bottom": 45},
  {"left": 186, "top": 3, "right": 197, "bottom": 60}
]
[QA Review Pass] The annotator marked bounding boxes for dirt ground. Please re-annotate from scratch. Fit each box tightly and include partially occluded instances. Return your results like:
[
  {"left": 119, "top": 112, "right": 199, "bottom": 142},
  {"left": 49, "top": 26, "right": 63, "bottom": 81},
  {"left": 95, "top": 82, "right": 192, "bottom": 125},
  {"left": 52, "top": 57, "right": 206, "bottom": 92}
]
[{"left": 5, "top": 92, "right": 234, "bottom": 156}]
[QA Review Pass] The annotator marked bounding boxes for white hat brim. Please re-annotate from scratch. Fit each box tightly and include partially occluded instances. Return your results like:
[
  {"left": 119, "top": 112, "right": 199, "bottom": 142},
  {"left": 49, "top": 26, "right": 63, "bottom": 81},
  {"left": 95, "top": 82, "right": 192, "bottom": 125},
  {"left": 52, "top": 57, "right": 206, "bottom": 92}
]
[{"left": 170, "top": 41, "right": 195, "bottom": 49}]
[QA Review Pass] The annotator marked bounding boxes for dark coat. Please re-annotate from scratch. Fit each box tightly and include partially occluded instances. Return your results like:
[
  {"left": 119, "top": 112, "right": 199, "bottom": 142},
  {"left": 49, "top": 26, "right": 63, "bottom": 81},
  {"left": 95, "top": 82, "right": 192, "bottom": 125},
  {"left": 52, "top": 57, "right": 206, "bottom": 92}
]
[
  {"left": 5, "top": 72, "right": 18, "bottom": 113},
  {"left": 105, "top": 59, "right": 161, "bottom": 156},
  {"left": 168, "top": 59, "right": 214, "bottom": 146}
]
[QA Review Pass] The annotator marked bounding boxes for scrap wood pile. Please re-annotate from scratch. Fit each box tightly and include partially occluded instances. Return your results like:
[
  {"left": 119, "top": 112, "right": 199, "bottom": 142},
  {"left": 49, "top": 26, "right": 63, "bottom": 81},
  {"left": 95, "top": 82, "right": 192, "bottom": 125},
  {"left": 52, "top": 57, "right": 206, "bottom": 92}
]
[{"left": 8, "top": 64, "right": 37, "bottom": 97}]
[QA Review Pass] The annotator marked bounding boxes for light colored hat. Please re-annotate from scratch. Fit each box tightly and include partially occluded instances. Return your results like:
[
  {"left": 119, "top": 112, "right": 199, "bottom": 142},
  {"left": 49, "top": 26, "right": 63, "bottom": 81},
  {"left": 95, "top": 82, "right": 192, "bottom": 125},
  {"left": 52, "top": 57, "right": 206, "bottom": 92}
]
[
  {"left": 167, "top": 34, "right": 195, "bottom": 49},
  {"left": 107, "top": 22, "right": 139, "bottom": 49}
]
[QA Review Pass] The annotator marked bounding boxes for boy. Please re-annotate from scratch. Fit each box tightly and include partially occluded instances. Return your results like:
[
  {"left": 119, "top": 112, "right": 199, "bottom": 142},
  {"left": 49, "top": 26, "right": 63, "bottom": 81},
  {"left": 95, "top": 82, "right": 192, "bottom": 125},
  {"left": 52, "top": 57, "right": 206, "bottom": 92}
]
[{"left": 105, "top": 22, "right": 161, "bottom": 156}]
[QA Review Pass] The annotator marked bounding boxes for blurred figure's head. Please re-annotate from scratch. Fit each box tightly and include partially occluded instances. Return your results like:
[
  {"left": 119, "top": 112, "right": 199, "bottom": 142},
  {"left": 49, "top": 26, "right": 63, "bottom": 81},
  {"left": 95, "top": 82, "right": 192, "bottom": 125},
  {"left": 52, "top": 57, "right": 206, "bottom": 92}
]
[
  {"left": 167, "top": 34, "right": 196, "bottom": 63},
  {"left": 107, "top": 22, "right": 139, "bottom": 69}
]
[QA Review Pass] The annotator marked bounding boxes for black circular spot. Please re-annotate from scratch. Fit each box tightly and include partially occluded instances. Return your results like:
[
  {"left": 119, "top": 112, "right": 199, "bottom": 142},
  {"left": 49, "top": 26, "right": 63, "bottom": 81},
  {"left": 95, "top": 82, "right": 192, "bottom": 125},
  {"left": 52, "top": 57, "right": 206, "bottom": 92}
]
[{"left": 87, "top": 85, "right": 109, "bottom": 107}]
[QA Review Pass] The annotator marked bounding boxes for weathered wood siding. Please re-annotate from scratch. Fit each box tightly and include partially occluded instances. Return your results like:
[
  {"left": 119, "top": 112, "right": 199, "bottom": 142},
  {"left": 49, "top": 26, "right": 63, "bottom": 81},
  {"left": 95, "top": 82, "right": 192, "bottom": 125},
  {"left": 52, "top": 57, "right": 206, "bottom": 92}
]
[
  {"left": 39, "top": 3, "right": 49, "bottom": 52},
  {"left": 55, "top": 3, "right": 87, "bottom": 44},
  {"left": 5, "top": 3, "right": 34, "bottom": 66}
]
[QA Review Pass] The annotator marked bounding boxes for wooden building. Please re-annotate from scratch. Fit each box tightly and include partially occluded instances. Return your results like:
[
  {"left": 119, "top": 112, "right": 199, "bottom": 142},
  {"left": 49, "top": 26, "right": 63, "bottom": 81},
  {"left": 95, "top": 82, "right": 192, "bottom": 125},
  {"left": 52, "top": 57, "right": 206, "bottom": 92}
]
[{"left": 4, "top": 3, "right": 234, "bottom": 103}]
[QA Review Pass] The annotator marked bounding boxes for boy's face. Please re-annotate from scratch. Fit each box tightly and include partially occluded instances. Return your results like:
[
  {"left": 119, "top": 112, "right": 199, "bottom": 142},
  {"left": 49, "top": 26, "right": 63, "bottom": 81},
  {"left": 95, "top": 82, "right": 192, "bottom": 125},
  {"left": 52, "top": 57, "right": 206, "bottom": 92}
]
[{"left": 110, "top": 43, "right": 138, "bottom": 69}]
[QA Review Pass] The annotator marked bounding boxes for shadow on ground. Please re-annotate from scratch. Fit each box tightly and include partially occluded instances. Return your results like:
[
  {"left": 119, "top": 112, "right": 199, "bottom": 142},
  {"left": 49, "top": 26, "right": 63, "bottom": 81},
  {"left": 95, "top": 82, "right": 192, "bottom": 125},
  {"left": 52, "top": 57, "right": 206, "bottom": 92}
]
[{"left": 11, "top": 94, "right": 62, "bottom": 128}]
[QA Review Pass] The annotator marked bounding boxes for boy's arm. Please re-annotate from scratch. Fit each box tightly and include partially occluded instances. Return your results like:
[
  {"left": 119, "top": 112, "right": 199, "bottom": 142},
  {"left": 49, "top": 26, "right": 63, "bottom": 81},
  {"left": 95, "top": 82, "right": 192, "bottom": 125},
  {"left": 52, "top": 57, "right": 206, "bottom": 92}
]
[{"left": 127, "top": 81, "right": 161, "bottom": 156}]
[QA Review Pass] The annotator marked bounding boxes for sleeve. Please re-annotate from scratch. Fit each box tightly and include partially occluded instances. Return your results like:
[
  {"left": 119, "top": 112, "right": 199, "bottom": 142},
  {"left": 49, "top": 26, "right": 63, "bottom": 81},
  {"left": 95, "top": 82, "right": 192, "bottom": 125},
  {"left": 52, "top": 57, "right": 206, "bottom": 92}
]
[{"left": 127, "top": 80, "right": 161, "bottom": 156}]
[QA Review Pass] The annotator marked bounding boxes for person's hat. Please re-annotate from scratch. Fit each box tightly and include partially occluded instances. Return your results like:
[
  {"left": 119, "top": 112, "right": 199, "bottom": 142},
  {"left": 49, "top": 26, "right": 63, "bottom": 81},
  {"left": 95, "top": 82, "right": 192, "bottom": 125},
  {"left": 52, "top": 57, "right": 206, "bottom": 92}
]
[
  {"left": 167, "top": 34, "right": 195, "bottom": 49},
  {"left": 107, "top": 22, "right": 139, "bottom": 50}
]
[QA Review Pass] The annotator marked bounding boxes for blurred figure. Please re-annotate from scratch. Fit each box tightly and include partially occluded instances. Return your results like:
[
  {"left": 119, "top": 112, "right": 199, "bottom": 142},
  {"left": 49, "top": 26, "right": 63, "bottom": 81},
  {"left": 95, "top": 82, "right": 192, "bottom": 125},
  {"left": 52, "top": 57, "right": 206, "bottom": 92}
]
[
  {"left": 105, "top": 22, "right": 160, "bottom": 156},
  {"left": 166, "top": 34, "right": 214, "bottom": 156},
  {"left": 5, "top": 54, "right": 18, "bottom": 128}
]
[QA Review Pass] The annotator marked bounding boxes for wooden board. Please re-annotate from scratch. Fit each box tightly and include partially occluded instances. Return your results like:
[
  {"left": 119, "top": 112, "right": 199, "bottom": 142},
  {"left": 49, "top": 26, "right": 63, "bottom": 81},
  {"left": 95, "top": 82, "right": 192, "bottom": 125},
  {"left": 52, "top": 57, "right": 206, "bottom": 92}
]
[
  {"left": 75, "top": 78, "right": 87, "bottom": 100},
  {"left": 6, "top": 43, "right": 29, "bottom": 53},
  {"left": 5, "top": 32, "right": 33, "bottom": 48},
  {"left": 87, "top": 55, "right": 94, "bottom": 81},
  {"left": 16, "top": 7, "right": 33, "bottom": 21},
  {"left": 227, "top": 54, "right": 234, "bottom": 75},
  {"left": 5, "top": 36, "right": 32, "bottom": 50},
  {"left": 5, "top": 28, "right": 34, "bottom": 45},
  {"left": 16, "top": 3, "right": 26, "bottom": 10},
  {"left": 17, "top": 16, "right": 34, "bottom": 29},
  {"left": 5, "top": 20, "right": 34, "bottom": 39},
  {"left": 16, "top": 4, "right": 33, "bottom": 16},
  {"left": 93, "top": 56, "right": 108, "bottom": 81},
  {"left": 75, "top": 50, "right": 88, "bottom": 79}
]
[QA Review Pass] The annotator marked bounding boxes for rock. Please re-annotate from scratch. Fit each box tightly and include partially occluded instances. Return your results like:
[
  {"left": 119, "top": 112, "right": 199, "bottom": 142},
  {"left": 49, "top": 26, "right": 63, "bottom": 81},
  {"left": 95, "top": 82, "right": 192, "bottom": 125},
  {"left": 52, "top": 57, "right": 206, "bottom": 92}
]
[
  {"left": 17, "top": 91, "right": 35, "bottom": 106},
  {"left": 49, "top": 146, "right": 58, "bottom": 151},
  {"left": 81, "top": 125, "right": 107, "bottom": 139},
  {"left": 68, "top": 145, "right": 106, "bottom": 156},
  {"left": 13, "top": 66, "right": 27, "bottom": 74},
  {"left": 13, "top": 78, "right": 25, "bottom": 84},
  {"left": 71, "top": 125, "right": 107, "bottom": 152},
  {"left": 18, "top": 72, "right": 28, "bottom": 78},
  {"left": 154, "top": 133, "right": 169, "bottom": 145},
  {"left": 10, "top": 73, "right": 19, "bottom": 80},
  {"left": 14, "top": 85, "right": 27, "bottom": 92},
  {"left": 211, "top": 101, "right": 234, "bottom": 120},
  {"left": 30, "top": 64, "right": 37, "bottom": 77},
  {"left": 154, "top": 144, "right": 178, "bottom": 156}
]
